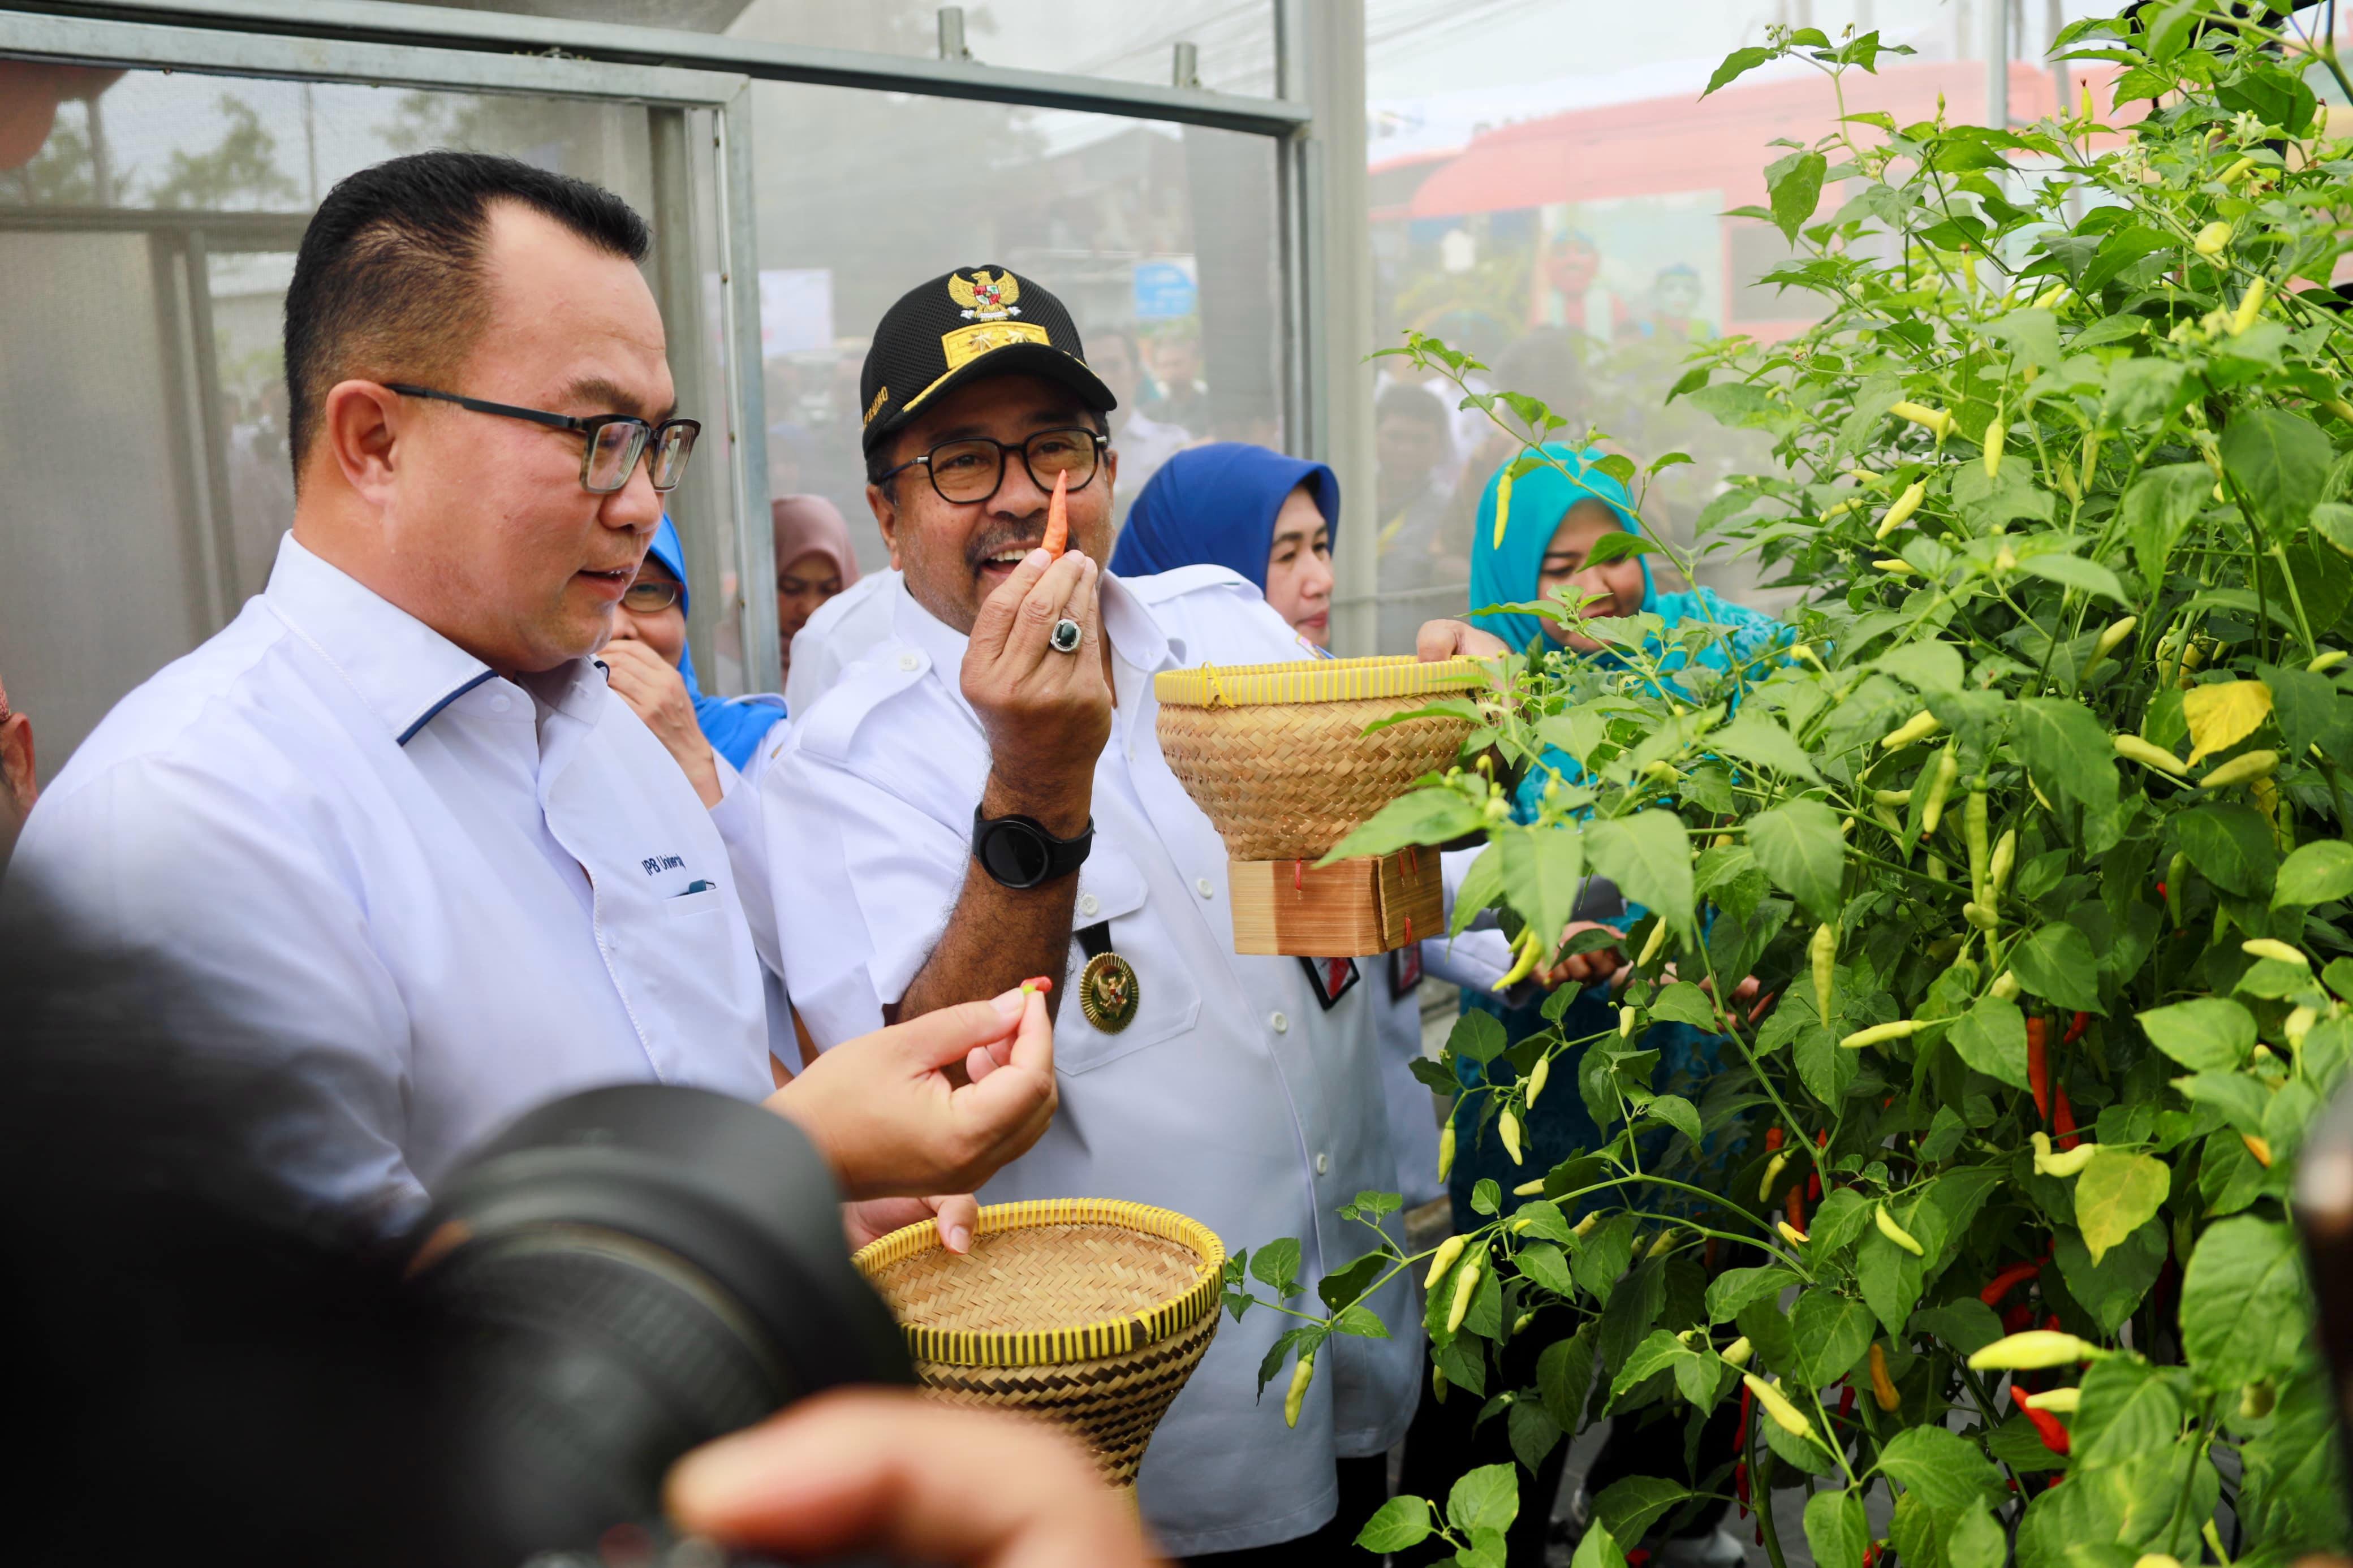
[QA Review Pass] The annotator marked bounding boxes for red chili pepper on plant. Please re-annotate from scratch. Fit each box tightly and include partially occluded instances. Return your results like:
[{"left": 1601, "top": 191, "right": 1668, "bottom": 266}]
[
  {"left": 2053, "top": 1085, "right": 2080, "bottom": 1151},
  {"left": 1980, "top": 1259, "right": 2042, "bottom": 1308},
  {"left": 1765, "top": 1126, "right": 1785, "bottom": 1152},
  {"left": 2015, "top": 1392, "right": 2071, "bottom": 1455},
  {"left": 2063, "top": 1011, "right": 2090, "bottom": 1046},
  {"left": 2003, "top": 1303, "right": 2035, "bottom": 1333},
  {"left": 2026, "top": 1016, "right": 2052, "bottom": 1126},
  {"left": 1837, "top": 1384, "right": 1856, "bottom": 1418}
]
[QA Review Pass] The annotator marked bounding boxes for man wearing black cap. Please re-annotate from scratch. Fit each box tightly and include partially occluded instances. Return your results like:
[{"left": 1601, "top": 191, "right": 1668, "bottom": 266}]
[
  {"left": 761, "top": 266, "right": 1502, "bottom": 1561},
  {"left": 762, "top": 270, "right": 1506, "bottom": 1561}
]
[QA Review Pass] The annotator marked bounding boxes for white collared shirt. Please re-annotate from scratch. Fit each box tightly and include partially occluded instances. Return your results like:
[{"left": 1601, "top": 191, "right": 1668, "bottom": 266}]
[
  {"left": 762, "top": 567, "right": 1420, "bottom": 1557},
  {"left": 10, "top": 535, "right": 774, "bottom": 1227}
]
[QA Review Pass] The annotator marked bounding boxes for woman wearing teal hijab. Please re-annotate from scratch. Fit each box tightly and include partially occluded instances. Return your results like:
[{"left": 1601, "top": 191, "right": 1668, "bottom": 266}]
[
  {"left": 1447, "top": 444, "right": 1790, "bottom": 1212},
  {"left": 1468, "top": 442, "right": 1788, "bottom": 686}
]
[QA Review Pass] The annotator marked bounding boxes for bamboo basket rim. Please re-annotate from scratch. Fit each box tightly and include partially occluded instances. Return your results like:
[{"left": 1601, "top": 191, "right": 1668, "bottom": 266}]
[
  {"left": 1153, "top": 654, "right": 1493, "bottom": 709},
  {"left": 852, "top": 1198, "right": 1226, "bottom": 1369}
]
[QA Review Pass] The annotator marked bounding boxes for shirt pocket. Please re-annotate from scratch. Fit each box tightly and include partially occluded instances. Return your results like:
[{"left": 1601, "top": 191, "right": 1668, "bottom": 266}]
[
  {"left": 1055, "top": 843, "right": 1199, "bottom": 1075},
  {"left": 658, "top": 880, "right": 726, "bottom": 922}
]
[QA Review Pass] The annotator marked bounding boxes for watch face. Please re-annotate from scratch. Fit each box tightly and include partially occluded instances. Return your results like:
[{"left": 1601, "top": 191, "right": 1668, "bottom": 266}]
[{"left": 979, "top": 820, "right": 1051, "bottom": 888}]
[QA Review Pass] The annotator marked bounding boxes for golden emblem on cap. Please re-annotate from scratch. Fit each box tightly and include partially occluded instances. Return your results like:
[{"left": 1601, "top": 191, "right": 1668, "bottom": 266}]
[
  {"left": 863, "top": 385, "right": 889, "bottom": 425},
  {"left": 947, "top": 268, "right": 1023, "bottom": 322},
  {"left": 1078, "top": 950, "right": 1141, "bottom": 1034}
]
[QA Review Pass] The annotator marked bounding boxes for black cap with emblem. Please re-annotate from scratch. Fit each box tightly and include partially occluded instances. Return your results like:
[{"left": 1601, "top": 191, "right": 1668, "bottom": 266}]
[{"left": 858, "top": 265, "right": 1117, "bottom": 455}]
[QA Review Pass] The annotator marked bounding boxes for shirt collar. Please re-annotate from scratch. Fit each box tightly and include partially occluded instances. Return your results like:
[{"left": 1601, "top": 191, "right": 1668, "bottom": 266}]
[
  {"left": 890, "top": 568, "right": 1180, "bottom": 678},
  {"left": 263, "top": 534, "right": 604, "bottom": 745}
]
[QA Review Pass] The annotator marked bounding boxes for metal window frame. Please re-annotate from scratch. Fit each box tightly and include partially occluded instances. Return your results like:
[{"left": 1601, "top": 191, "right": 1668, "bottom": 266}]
[
  {"left": 2, "top": 0, "right": 1359, "bottom": 670},
  {"left": 0, "top": 6, "right": 783, "bottom": 684}
]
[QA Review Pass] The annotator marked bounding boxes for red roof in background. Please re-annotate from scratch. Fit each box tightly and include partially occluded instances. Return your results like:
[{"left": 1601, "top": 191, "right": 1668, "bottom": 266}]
[{"left": 1403, "top": 59, "right": 2119, "bottom": 219}]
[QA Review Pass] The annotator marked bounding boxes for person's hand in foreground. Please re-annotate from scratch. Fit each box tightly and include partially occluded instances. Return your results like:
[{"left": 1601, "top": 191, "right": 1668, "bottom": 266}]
[
  {"left": 669, "top": 1388, "right": 1165, "bottom": 1568},
  {"left": 601, "top": 638, "right": 723, "bottom": 807},
  {"left": 768, "top": 984, "right": 1057, "bottom": 1205},
  {"left": 1416, "top": 617, "right": 1510, "bottom": 662},
  {"left": 1536, "top": 919, "right": 1626, "bottom": 990}
]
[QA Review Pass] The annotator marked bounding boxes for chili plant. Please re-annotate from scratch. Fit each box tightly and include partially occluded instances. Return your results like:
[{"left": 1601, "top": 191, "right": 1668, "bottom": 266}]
[{"left": 1228, "top": 7, "right": 2353, "bottom": 1565}]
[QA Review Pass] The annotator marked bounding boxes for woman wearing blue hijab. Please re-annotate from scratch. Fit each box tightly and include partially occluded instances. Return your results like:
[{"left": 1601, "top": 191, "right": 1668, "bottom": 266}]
[
  {"left": 1450, "top": 445, "right": 1788, "bottom": 1208},
  {"left": 605, "top": 515, "right": 788, "bottom": 799},
  {"left": 1108, "top": 443, "right": 1339, "bottom": 646}
]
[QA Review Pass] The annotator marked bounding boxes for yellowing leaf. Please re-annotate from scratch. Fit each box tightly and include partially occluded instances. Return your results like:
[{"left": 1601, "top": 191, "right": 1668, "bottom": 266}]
[{"left": 2182, "top": 679, "right": 2274, "bottom": 766}]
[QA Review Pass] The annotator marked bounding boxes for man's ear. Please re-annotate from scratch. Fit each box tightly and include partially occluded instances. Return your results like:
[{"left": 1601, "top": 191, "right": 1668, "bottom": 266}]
[
  {"left": 318, "top": 379, "right": 405, "bottom": 509},
  {"left": 865, "top": 482, "right": 903, "bottom": 572}
]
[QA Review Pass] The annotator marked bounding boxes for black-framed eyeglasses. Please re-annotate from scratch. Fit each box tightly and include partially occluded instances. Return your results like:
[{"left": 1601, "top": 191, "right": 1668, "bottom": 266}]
[
  {"left": 877, "top": 427, "right": 1107, "bottom": 506},
  {"left": 620, "top": 578, "right": 682, "bottom": 614},
  {"left": 386, "top": 384, "right": 700, "bottom": 494}
]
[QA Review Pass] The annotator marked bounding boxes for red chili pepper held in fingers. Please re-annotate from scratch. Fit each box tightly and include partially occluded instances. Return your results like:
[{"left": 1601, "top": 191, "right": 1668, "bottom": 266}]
[
  {"left": 1020, "top": 976, "right": 1055, "bottom": 993},
  {"left": 1980, "top": 1259, "right": 2042, "bottom": 1308},
  {"left": 2053, "top": 1085, "right": 2080, "bottom": 1151},
  {"left": 2027, "top": 1017, "right": 2052, "bottom": 1126},
  {"left": 1042, "top": 468, "right": 1070, "bottom": 557},
  {"left": 2063, "top": 1011, "right": 2091, "bottom": 1046}
]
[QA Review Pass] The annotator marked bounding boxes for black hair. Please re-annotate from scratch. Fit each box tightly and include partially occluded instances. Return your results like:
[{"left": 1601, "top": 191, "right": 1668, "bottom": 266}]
[
  {"left": 1376, "top": 380, "right": 1451, "bottom": 433},
  {"left": 283, "top": 150, "right": 651, "bottom": 483}
]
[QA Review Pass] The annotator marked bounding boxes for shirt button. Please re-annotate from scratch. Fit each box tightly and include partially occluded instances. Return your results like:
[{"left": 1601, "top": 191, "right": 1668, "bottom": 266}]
[
  {"left": 490, "top": 694, "right": 512, "bottom": 713},
  {"left": 1270, "top": 1011, "right": 1288, "bottom": 1034},
  {"left": 1315, "top": 1152, "right": 1329, "bottom": 1175},
  {"left": 1078, "top": 892, "right": 1100, "bottom": 918},
  {"left": 898, "top": 651, "right": 921, "bottom": 672},
  {"left": 1195, "top": 878, "right": 1214, "bottom": 898}
]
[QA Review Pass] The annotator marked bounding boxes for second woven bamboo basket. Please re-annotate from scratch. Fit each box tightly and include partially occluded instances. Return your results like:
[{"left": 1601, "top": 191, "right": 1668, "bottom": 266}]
[{"left": 852, "top": 1198, "right": 1225, "bottom": 1488}]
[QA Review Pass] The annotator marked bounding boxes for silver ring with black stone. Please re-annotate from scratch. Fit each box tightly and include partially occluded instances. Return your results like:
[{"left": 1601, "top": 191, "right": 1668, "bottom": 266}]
[{"left": 1049, "top": 617, "right": 1083, "bottom": 654}]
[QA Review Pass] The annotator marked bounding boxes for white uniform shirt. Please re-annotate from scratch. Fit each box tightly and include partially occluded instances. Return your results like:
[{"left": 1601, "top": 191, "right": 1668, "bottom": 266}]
[
  {"left": 781, "top": 568, "right": 899, "bottom": 722},
  {"left": 764, "top": 567, "right": 1421, "bottom": 1556},
  {"left": 10, "top": 535, "right": 774, "bottom": 1226}
]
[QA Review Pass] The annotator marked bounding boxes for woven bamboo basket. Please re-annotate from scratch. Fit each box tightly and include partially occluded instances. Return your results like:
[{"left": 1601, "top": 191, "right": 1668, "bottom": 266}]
[
  {"left": 1153, "top": 655, "right": 1489, "bottom": 861},
  {"left": 852, "top": 1198, "right": 1225, "bottom": 1488}
]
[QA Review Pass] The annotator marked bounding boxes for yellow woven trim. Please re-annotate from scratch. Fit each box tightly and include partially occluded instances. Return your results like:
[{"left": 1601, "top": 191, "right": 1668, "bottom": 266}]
[
  {"left": 851, "top": 1197, "right": 1227, "bottom": 1368},
  {"left": 1153, "top": 654, "right": 1491, "bottom": 708}
]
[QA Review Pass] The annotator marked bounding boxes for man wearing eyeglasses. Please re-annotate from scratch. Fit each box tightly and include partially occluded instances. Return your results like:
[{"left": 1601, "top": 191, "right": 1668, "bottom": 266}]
[
  {"left": 764, "top": 267, "right": 1507, "bottom": 1562},
  {"left": 6, "top": 154, "right": 1058, "bottom": 1241}
]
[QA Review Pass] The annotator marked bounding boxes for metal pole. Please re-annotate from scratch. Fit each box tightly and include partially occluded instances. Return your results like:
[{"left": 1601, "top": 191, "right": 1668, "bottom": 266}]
[
  {"left": 647, "top": 106, "right": 725, "bottom": 689},
  {"left": 718, "top": 86, "right": 778, "bottom": 696},
  {"left": 1986, "top": 0, "right": 2009, "bottom": 131},
  {"left": 1173, "top": 41, "right": 1199, "bottom": 89},
  {"left": 1278, "top": 0, "right": 1376, "bottom": 656},
  {"left": 180, "top": 226, "right": 243, "bottom": 620},
  {"left": 937, "top": 7, "right": 968, "bottom": 62}
]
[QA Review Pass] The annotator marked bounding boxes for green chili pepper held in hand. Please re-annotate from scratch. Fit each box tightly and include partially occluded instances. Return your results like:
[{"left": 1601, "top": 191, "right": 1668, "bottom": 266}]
[{"left": 1810, "top": 921, "right": 1838, "bottom": 1023}]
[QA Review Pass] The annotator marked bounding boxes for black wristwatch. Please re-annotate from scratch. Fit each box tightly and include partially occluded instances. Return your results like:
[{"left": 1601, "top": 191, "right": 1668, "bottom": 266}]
[{"left": 971, "top": 804, "right": 1094, "bottom": 889}]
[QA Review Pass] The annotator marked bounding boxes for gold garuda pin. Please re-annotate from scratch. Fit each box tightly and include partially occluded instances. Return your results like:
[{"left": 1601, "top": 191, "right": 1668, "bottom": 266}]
[
  {"left": 1079, "top": 949, "right": 1140, "bottom": 1034},
  {"left": 948, "top": 268, "right": 1022, "bottom": 322}
]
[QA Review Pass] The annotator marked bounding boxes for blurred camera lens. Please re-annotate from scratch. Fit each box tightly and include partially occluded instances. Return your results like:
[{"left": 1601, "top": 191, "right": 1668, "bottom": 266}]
[{"left": 407, "top": 1086, "right": 911, "bottom": 1565}]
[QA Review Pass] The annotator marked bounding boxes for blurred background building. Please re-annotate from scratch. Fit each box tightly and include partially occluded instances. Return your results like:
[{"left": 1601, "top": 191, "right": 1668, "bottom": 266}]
[{"left": 1, "top": 0, "right": 2326, "bottom": 781}]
